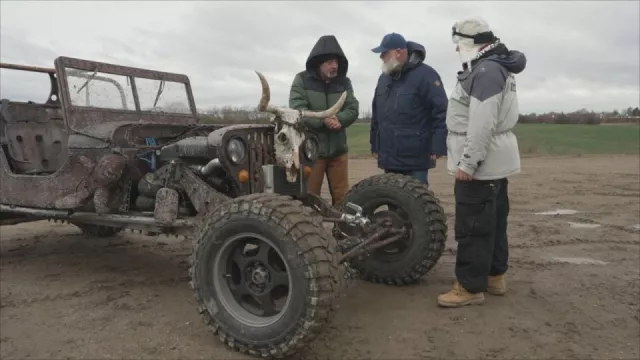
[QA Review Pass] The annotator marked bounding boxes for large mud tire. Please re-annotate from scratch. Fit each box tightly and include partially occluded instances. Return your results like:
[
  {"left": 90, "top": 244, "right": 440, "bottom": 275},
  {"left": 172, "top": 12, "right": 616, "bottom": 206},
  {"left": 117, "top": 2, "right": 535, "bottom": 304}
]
[
  {"left": 75, "top": 223, "right": 123, "bottom": 238},
  {"left": 340, "top": 173, "right": 447, "bottom": 286},
  {"left": 189, "top": 194, "right": 340, "bottom": 358}
]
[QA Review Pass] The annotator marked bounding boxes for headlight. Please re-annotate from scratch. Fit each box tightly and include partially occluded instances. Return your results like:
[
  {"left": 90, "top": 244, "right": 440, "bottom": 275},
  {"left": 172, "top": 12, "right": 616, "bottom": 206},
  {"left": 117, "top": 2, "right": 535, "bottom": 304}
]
[
  {"left": 303, "top": 138, "right": 318, "bottom": 161},
  {"left": 226, "top": 137, "right": 246, "bottom": 164}
]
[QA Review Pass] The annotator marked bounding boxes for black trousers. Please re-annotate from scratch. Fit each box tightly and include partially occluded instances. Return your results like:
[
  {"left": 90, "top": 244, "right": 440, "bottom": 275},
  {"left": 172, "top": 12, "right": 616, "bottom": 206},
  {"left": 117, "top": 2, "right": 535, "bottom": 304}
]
[{"left": 454, "top": 177, "right": 510, "bottom": 294}]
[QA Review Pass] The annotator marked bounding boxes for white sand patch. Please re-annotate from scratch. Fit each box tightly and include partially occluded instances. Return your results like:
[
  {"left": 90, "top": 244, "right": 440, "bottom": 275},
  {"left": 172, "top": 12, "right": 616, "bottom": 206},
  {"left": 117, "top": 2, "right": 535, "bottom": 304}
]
[
  {"left": 535, "top": 209, "right": 579, "bottom": 216},
  {"left": 568, "top": 222, "right": 601, "bottom": 229},
  {"left": 549, "top": 256, "right": 608, "bottom": 265}
]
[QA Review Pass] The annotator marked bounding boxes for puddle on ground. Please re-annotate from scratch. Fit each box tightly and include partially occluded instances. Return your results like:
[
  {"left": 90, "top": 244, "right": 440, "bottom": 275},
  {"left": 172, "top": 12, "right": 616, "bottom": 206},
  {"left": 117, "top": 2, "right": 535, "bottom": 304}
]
[
  {"left": 549, "top": 256, "right": 608, "bottom": 265},
  {"left": 568, "top": 222, "right": 601, "bottom": 229},
  {"left": 632, "top": 224, "right": 640, "bottom": 231},
  {"left": 535, "top": 209, "right": 579, "bottom": 216}
]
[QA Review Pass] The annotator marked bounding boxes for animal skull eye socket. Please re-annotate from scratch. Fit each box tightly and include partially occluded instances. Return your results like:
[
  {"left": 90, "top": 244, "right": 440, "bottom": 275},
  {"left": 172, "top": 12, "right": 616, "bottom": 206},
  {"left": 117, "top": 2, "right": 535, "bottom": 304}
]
[{"left": 276, "top": 132, "right": 288, "bottom": 144}]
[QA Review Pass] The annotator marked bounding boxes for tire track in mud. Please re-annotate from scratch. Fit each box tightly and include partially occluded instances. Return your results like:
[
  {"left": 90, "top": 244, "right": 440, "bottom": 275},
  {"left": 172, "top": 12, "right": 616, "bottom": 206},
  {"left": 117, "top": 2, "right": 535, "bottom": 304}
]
[
  {"left": 443, "top": 236, "right": 639, "bottom": 272},
  {"left": 0, "top": 235, "right": 190, "bottom": 260},
  {"left": 445, "top": 237, "right": 639, "bottom": 256},
  {"left": 1, "top": 273, "right": 193, "bottom": 309}
]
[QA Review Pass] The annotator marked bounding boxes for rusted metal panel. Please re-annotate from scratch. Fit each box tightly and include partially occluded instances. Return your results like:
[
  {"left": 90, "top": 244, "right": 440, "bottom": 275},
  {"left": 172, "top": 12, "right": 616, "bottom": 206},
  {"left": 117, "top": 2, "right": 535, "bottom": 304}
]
[
  {"left": 0, "top": 147, "right": 97, "bottom": 208},
  {"left": 1, "top": 101, "right": 69, "bottom": 174},
  {"left": 66, "top": 111, "right": 196, "bottom": 141}
]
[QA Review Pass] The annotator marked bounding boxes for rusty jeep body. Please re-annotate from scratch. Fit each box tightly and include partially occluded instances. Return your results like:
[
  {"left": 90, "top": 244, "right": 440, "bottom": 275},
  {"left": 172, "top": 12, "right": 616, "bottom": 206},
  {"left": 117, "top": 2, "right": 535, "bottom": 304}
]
[{"left": 0, "top": 56, "right": 447, "bottom": 359}]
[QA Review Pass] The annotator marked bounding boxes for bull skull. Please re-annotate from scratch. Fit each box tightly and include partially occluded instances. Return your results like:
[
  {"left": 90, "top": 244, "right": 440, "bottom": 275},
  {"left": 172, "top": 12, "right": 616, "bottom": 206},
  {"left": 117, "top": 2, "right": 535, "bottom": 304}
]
[{"left": 255, "top": 71, "right": 347, "bottom": 182}]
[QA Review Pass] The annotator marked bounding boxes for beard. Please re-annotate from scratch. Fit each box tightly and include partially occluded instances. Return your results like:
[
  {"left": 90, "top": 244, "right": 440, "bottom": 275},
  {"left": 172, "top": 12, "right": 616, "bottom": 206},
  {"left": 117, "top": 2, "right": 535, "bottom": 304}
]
[
  {"left": 321, "top": 69, "right": 338, "bottom": 80},
  {"left": 381, "top": 57, "right": 401, "bottom": 75}
]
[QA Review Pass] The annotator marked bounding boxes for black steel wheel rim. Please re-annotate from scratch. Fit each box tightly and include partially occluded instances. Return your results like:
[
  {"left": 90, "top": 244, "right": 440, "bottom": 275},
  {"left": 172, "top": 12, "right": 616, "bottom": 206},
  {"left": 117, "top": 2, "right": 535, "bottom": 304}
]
[{"left": 212, "top": 233, "right": 292, "bottom": 327}]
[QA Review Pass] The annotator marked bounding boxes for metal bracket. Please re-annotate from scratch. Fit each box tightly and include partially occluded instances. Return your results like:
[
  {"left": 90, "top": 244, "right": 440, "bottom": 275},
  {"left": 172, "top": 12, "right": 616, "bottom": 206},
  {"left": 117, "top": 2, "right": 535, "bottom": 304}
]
[{"left": 340, "top": 202, "right": 370, "bottom": 227}]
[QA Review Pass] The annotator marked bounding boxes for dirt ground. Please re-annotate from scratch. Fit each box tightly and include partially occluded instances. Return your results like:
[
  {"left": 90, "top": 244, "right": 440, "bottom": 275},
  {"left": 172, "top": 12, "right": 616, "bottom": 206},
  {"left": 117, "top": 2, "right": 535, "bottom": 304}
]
[{"left": 1, "top": 155, "right": 639, "bottom": 360}]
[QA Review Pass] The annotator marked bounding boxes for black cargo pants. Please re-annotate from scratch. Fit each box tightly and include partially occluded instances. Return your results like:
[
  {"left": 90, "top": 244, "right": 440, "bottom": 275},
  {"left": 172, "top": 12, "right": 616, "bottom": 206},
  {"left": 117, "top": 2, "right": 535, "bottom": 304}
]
[{"left": 454, "top": 177, "right": 510, "bottom": 294}]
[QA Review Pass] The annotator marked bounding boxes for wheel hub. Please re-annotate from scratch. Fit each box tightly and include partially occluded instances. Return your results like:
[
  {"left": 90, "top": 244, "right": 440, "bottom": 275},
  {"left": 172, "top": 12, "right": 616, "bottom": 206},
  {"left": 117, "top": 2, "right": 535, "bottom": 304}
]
[
  {"left": 250, "top": 265, "right": 269, "bottom": 285},
  {"left": 373, "top": 210, "right": 405, "bottom": 229},
  {"left": 245, "top": 261, "right": 272, "bottom": 295},
  {"left": 371, "top": 209, "right": 411, "bottom": 254}
]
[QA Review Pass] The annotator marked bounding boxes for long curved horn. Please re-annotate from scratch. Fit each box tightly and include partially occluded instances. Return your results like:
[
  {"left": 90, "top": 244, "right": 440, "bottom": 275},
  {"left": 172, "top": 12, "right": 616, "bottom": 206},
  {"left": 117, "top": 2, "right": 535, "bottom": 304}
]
[
  {"left": 255, "top": 71, "right": 279, "bottom": 114},
  {"left": 301, "top": 91, "right": 347, "bottom": 119}
]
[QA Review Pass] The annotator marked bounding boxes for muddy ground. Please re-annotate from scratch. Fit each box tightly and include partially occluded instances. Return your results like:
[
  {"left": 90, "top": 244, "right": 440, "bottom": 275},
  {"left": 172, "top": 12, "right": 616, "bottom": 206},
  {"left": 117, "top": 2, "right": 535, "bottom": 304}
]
[{"left": 1, "top": 155, "right": 639, "bottom": 360}]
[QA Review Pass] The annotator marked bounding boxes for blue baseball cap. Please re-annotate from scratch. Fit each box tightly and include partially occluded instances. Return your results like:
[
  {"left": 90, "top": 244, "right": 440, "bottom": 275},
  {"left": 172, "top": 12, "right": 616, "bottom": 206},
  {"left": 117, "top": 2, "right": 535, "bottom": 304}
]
[{"left": 371, "top": 32, "right": 407, "bottom": 53}]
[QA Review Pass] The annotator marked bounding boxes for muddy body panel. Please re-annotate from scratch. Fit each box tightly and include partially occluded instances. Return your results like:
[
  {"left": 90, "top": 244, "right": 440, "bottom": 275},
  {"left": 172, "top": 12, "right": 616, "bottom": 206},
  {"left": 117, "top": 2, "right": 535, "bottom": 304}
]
[
  {"left": 1, "top": 101, "right": 68, "bottom": 174},
  {"left": 0, "top": 146, "right": 129, "bottom": 208}
]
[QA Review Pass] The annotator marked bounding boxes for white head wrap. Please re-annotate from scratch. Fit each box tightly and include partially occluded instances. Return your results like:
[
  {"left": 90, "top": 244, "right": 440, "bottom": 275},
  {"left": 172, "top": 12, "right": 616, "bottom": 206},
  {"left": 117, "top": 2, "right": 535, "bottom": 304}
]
[{"left": 452, "top": 17, "right": 498, "bottom": 71}]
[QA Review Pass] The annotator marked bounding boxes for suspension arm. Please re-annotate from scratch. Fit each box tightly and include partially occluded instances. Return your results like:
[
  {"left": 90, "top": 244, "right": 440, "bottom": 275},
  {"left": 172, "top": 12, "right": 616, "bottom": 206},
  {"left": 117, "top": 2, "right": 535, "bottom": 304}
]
[
  {"left": 336, "top": 228, "right": 406, "bottom": 263},
  {"left": 300, "top": 193, "right": 371, "bottom": 228},
  {"left": 299, "top": 193, "right": 407, "bottom": 263}
]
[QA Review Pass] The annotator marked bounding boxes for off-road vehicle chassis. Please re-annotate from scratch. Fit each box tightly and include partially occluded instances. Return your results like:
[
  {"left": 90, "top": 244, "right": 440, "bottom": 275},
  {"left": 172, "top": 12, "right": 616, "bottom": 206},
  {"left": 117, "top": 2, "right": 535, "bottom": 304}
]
[{"left": 0, "top": 57, "right": 447, "bottom": 358}]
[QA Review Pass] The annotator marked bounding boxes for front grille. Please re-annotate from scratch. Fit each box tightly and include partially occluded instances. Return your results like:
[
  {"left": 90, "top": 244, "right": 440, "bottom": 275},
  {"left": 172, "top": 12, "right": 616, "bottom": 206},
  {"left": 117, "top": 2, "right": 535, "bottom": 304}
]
[
  {"left": 246, "top": 128, "right": 276, "bottom": 193},
  {"left": 271, "top": 166, "right": 302, "bottom": 196}
]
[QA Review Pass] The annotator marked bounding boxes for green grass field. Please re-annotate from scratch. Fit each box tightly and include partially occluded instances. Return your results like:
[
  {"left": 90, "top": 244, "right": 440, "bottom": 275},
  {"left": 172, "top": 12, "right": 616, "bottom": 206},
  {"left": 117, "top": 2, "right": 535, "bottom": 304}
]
[{"left": 346, "top": 123, "right": 640, "bottom": 156}]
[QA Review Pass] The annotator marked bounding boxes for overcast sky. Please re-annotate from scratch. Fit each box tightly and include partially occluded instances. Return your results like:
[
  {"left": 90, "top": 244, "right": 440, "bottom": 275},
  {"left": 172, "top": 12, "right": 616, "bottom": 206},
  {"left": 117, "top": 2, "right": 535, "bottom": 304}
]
[{"left": 1, "top": 1, "right": 638, "bottom": 114}]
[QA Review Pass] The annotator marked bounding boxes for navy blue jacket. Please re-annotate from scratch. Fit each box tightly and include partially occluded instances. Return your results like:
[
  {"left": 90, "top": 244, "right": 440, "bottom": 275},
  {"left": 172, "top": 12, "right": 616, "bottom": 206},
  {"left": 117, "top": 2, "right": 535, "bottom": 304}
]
[{"left": 370, "top": 41, "right": 448, "bottom": 171}]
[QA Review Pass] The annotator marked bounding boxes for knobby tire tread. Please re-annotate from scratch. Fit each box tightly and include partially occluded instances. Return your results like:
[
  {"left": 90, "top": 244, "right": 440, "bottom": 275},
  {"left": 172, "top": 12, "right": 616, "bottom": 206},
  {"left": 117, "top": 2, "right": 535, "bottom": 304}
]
[
  {"left": 343, "top": 173, "right": 447, "bottom": 286},
  {"left": 189, "top": 193, "right": 339, "bottom": 359}
]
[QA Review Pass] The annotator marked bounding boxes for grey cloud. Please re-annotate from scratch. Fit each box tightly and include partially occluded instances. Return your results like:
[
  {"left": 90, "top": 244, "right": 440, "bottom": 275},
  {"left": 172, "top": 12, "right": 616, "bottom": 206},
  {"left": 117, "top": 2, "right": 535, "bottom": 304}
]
[
  {"left": 0, "top": 32, "right": 58, "bottom": 102},
  {"left": 132, "top": 2, "right": 388, "bottom": 108},
  {"left": 0, "top": 32, "right": 58, "bottom": 67},
  {"left": 495, "top": 1, "right": 639, "bottom": 90},
  {"left": 145, "top": 2, "right": 378, "bottom": 72},
  {"left": 1, "top": 1, "right": 638, "bottom": 113}
]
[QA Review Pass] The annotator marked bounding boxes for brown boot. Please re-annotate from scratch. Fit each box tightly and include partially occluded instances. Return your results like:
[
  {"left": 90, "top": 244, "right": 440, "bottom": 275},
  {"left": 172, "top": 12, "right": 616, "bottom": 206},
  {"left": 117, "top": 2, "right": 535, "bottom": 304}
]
[
  {"left": 487, "top": 274, "right": 507, "bottom": 295},
  {"left": 437, "top": 281, "right": 485, "bottom": 308}
]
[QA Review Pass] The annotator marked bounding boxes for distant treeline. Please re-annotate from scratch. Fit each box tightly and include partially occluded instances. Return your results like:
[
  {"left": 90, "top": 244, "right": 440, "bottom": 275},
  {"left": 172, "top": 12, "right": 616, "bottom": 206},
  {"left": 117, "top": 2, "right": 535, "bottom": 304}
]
[{"left": 198, "top": 106, "right": 640, "bottom": 125}]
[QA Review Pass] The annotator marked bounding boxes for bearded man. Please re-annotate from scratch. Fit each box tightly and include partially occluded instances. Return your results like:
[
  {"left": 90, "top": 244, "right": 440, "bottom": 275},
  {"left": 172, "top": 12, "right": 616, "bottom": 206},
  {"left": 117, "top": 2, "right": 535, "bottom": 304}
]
[
  {"left": 369, "top": 32, "right": 448, "bottom": 185},
  {"left": 437, "top": 18, "right": 527, "bottom": 308},
  {"left": 289, "top": 35, "right": 359, "bottom": 207}
]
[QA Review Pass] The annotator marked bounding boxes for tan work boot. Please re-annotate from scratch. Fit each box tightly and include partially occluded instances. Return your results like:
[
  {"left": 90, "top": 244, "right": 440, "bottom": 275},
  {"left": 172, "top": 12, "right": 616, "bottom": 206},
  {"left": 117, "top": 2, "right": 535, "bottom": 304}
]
[
  {"left": 437, "top": 281, "right": 485, "bottom": 308},
  {"left": 487, "top": 274, "right": 507, "bottom": 295}
]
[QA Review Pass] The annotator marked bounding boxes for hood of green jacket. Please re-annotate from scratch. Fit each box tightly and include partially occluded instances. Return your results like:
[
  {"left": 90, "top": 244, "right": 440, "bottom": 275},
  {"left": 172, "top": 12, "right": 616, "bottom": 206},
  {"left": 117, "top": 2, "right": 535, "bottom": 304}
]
[{"left": 305, "top": 35, "right": 349, "bottom": 79}]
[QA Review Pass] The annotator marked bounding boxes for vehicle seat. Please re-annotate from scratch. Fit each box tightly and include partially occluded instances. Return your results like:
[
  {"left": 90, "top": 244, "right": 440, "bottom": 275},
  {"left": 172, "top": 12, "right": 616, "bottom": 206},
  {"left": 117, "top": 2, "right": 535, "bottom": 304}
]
[{"left": 0, "top": 99, "right": 68, "bottom": 175}]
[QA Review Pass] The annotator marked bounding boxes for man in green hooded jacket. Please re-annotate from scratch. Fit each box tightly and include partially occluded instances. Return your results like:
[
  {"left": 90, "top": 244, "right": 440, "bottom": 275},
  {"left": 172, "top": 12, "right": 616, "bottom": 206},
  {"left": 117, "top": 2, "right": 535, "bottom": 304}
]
[{"left": 289, "top": 35, "right": 360, "bottom": 207}]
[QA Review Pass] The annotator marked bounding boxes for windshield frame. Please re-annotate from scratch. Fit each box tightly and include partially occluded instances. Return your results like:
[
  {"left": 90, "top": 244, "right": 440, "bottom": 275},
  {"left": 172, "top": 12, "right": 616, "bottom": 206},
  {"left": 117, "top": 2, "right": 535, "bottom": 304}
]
[
  {"left": 55, "top": 56, "right": 197, "bottom": 116},
  {"left": 54, "top": 56, "right": 199, "bottom": 134}
]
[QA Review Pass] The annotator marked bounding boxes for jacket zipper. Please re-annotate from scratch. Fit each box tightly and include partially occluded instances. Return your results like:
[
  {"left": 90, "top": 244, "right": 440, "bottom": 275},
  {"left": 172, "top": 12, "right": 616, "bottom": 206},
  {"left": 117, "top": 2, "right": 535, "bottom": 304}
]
[{"left": 324, "top": 82, "right": 332, "bottom": 155}]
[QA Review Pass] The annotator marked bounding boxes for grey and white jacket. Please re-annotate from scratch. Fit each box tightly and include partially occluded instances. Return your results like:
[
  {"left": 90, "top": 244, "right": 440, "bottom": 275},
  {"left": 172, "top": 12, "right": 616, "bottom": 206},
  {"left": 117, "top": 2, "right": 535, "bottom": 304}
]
[{"left": 445, "top": 49, "right": 527, "bottom": 180}]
